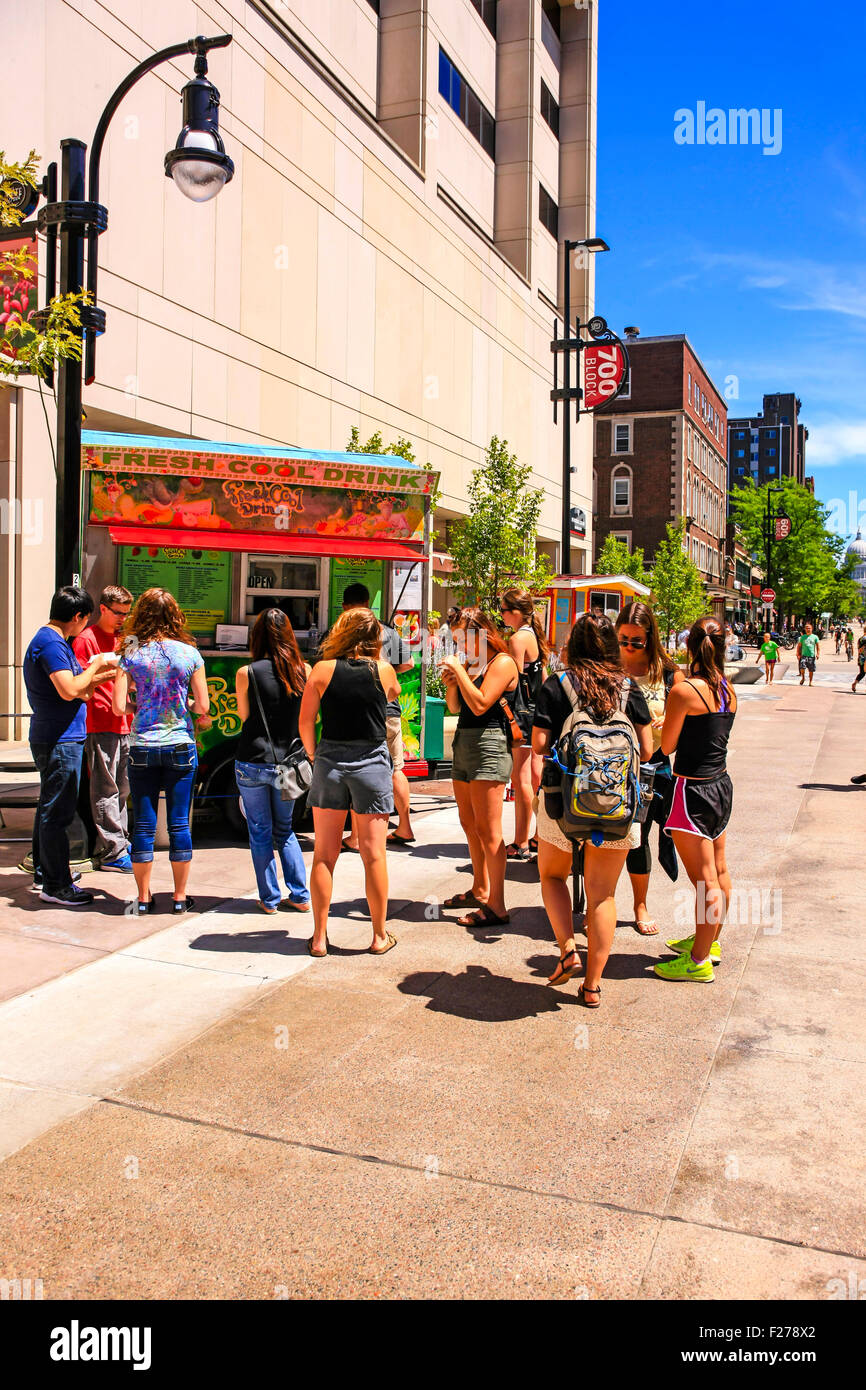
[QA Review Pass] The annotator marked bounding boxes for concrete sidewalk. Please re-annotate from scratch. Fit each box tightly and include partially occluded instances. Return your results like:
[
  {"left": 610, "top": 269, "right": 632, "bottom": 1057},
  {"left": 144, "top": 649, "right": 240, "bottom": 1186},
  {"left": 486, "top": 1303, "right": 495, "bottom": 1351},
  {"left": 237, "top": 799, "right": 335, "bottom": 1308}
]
[{"left": 0, "top": 676, "right": 864, "bottom": 1299}]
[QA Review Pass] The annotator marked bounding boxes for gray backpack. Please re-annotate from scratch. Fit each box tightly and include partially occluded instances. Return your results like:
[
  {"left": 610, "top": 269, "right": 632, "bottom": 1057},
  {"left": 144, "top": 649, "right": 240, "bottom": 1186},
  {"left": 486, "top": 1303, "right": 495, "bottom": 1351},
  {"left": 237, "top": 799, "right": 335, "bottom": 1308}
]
[{"left": 553, "top": 671, "right": 640, "bottom": 844}]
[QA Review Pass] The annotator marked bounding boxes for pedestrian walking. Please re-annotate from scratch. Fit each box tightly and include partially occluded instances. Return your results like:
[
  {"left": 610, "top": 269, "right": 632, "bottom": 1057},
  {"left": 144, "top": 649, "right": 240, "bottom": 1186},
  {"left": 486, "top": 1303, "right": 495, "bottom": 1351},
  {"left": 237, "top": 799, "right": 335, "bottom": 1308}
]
[
  {"left": 845, "top": 625, "right": 855, "bottom": 661},
  {"left": 615, "top": 602, "right": 685, "bottom": 935},
  {"left": 112, "top": 588, "right": 211, "bottom": 915},
  {"left": 655, "top": 618, "right": 737, "bottom": 983},
  {"left": 852, "top": 632, "right": 866, "bottom": 692},
  {"left": 234, "top": 608, "right": 311, "bottom": 915},
  {"left": 531, "top": 614, "right": 653, "bottom": 1002},
  {"left": 499, "top": 587, "right": 549, "bottom": 861},
  {"left": 757, "top": 632, "right": 779, "bottom": 683},
  {"left": 299, "top": 608, "right": 400, "bottom": 956},
  {"left": 331, "top": 583, "right": 416, "bottom": 851},
  {"left": 439, "top": 607, "right": 518, "bottom": 928},
  {"left": 72, "top": 584, "right": 133, "bottom": 872},
  {"left": 24, "top": 587, "right": 118, "bottom": 905},
  {"left": 797, "top": 622, "right": 820, "bottom": 686}
]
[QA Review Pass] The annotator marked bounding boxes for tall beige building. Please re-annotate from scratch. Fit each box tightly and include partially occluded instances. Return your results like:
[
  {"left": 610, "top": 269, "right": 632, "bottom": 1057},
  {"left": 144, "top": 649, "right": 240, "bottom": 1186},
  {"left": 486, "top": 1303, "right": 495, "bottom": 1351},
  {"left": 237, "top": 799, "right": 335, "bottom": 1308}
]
[{"left": 1, "top": 0, "right": 599, "bottom": 729}]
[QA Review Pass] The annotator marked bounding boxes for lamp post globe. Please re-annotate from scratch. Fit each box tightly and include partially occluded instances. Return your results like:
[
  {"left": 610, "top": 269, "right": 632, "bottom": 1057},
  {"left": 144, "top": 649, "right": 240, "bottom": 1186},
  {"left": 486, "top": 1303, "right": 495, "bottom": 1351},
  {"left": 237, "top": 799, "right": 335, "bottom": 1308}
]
[{"left": 164, "top": 70, "right": 234, "bottom": 202}]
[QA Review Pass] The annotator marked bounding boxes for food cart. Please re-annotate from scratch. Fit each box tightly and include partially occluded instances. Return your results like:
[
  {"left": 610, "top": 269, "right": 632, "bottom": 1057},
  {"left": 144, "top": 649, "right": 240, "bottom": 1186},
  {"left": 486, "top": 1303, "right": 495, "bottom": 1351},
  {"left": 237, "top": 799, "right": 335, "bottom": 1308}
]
[
  {"left": 80, "top": 432, "right": 439, "bottom": 831},
  {"left": 543, "top": 573, "right": 652, "bottom": 655}
]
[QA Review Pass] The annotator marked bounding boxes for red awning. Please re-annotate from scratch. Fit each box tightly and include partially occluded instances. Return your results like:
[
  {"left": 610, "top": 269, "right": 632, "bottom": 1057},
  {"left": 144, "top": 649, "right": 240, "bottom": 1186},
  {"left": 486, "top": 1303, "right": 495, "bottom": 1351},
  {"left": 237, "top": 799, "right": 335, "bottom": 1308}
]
[{"left": 105, "top": 526, "right": 428, "bottom": 563}]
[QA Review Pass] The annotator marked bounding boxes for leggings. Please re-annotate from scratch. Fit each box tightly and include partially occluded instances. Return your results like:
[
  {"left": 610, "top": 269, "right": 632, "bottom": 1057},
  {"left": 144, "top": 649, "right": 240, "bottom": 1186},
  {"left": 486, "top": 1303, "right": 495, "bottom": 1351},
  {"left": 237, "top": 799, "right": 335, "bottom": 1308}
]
[{"left": 626, "top": 814, "right": 652, "bottom": 876}]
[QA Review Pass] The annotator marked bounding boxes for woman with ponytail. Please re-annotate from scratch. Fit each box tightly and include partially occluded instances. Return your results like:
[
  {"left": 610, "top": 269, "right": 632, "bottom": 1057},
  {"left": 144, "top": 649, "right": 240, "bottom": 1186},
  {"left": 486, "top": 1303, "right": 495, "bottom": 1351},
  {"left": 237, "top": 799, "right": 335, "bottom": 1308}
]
[
  {"left": 531, "top": 613, "right": 652, "bottom": 1005},
  {"left": 234, "top": 609, "right": 311, "bottom": 914},
  {"left": 500, "top": 588, "right": 549, "bottom": 859},
  {"left": 656, "top": 616, "right": 737, "bottom": 983}
]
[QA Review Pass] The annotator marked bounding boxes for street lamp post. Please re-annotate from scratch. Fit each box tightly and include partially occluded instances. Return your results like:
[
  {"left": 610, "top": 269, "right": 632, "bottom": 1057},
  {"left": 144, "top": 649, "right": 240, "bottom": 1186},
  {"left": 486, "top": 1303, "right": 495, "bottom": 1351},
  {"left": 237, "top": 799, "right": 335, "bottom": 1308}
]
[
  {"left": 553, "top": 237, "right": 610, "bottom": 576},
  {"left": 35, "top": 34, "right": 234, "bottom": 589}
]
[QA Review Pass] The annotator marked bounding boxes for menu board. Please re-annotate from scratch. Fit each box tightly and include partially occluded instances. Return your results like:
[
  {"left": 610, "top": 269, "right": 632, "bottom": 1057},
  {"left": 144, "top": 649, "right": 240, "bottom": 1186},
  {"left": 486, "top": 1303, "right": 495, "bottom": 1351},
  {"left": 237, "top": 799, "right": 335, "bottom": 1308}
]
[
  {"left": 328, "top": 558, "right": 384, "bottom": 622},
  {"left": 117, "top": 546, "right": 232, "bottom": 641}
]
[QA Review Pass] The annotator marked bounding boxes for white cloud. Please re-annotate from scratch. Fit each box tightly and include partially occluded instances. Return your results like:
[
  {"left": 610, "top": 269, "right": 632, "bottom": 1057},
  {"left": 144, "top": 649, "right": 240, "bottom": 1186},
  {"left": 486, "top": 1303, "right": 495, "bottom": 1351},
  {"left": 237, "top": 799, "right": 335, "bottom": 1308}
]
[{"left": 804, "top": 421, "right": 866, "bottom": 467}]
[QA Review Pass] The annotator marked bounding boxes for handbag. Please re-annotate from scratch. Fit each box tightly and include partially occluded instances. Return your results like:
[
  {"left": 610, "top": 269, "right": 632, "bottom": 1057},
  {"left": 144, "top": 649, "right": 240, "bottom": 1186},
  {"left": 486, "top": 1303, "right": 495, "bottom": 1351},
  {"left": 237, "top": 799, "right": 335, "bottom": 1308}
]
[{"left": 248, "top": 665, "right": 313, "bottom": 802}]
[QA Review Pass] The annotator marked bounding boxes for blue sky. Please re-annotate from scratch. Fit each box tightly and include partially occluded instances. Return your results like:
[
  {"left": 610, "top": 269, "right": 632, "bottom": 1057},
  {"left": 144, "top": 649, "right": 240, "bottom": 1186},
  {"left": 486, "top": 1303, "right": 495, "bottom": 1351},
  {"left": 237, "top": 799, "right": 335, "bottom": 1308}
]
[{"left": 594, "top": 0, "right": 866, "bottom": 542}]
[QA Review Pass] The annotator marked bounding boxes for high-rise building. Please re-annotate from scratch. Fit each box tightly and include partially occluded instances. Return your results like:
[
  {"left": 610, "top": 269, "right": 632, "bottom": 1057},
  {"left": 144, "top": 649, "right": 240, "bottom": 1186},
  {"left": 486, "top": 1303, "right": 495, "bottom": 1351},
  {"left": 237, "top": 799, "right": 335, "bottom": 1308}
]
[
  {"left": 728, "top": 393, "right": 807, "bottom": 492},
  {"left": 592, "top": 332, "right": 729, "bottom": 608},
  {"left": 1, "top": 0, "right": 600, "bottom": 730}
]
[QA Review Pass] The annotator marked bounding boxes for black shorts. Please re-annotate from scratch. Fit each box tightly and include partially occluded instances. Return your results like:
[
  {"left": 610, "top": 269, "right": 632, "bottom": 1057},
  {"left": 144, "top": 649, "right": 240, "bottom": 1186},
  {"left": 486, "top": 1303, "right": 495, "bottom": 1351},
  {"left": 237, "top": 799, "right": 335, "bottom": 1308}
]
[{"left": 664, "top": 771, "right": 733, "bottom": 841}]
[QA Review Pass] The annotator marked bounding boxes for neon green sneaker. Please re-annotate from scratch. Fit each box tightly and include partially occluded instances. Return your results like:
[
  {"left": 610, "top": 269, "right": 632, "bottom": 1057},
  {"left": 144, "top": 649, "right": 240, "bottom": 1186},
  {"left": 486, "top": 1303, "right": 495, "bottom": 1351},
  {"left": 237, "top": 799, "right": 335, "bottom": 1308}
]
[
  {"left": 665, "top": 934, "right": 721, "bottom": 964},
  {"left": 654, "top": 952, "right": 715, "bottom": 983}
]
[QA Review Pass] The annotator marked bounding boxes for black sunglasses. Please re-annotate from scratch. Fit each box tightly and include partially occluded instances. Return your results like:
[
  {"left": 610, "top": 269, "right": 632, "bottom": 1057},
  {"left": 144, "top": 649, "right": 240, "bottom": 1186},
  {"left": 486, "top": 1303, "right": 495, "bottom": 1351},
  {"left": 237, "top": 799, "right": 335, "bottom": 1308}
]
[{"left": 619, "top": 637, "right": 646, "bottom": 650}]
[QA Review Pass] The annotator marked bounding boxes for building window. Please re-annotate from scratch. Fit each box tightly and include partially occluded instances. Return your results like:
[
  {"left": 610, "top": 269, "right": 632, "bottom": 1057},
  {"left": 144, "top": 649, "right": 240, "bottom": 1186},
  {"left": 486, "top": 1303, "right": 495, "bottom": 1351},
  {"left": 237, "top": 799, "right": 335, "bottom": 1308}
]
[
  {"left": 767, "top": 429, "right": 777, "bottom": 438},
  {"left": 613, "top": 422, "right": 631, "bottom": 454},
  {"left": 611, "top": 532, "right": 631, "bottom": 545},
  {"left": 687, "top": 426, "right": 692, "bottom": 460},
  {"left": 470, "top": 0, "right": 497, "bottom": 37},
  {"left": 688, "top": 372, "right": 692, "bottom": 402},
  {"left": 612, "top": 470, "right": 632, "bottom": 514},
  {"left": 438, "top": 49, "right": 495, "bottom": 158},
  {"left": 767, "top": 448, "right": 777, "bottom": 457},
  {"left": 781, "top": 415, "right": 789, "bottom": 425},
  {"left": 541, "top": 0, "right": 561, "bottom": 37},
  {"left": 588, "top": 589, "right": 622, "bottom": 618},
  {"left": 538, "top": 183, "right": 558, "bottom": 239},
  {"left": 737, "top": 466, "right": 745, "bottom": 475},
  {"left": 736, "top": 449, "right": 745, "bottom": 458},
  {"left": 768, "top": 465, "right": 777, "bottom": 475},
  {"left": 540, "top": 80, "right": 559, "bottom": 137},
  {"left": 736, "top": 431, "right": 745, "bottom": 439}
]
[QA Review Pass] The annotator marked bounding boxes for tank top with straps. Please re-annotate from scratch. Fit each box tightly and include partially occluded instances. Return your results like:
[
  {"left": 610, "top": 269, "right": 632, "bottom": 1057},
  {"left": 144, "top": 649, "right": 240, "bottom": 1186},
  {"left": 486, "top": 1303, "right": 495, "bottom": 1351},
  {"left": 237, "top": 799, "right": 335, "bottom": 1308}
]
[
  {"left": 673, "top": 678, "right": 735, "bottom": 779},
  {"left": 320, "top": 658, "right": 387, "bottom": 743},
  {"left": 456, "top": 660, "right": 509, "bottom": 734}
]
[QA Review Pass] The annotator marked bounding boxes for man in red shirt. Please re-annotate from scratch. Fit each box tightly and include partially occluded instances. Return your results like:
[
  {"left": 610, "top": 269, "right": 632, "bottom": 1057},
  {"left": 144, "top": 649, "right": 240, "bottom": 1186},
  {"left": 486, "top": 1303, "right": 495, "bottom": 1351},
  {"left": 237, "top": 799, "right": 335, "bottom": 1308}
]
[{"left": 72, "top": 584, "right": 133, "bottom": 871}]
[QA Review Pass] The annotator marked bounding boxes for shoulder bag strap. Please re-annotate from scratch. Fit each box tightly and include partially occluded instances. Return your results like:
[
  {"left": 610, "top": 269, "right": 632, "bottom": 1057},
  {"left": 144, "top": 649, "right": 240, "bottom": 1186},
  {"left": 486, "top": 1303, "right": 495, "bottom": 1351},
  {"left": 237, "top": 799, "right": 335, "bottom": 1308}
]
[
  {"left": 248, "top": 665, "right": 279, "bottom": 765},
  {"left": 559, "top": 670, "right": 581, "bottom": 710}
]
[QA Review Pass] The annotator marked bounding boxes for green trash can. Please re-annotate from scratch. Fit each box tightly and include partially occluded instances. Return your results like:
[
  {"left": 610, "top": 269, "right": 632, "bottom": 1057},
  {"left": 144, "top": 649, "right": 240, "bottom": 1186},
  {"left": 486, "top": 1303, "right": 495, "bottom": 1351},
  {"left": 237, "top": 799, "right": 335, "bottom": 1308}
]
[{"left": 423, "top": 697, "right": 445, "bottom": 762}]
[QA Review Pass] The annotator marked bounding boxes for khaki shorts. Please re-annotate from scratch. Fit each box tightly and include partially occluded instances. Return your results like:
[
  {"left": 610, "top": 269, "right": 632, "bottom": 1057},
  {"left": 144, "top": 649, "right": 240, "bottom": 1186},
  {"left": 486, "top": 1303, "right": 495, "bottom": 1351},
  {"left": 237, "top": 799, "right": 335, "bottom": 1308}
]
[
  {"left": 386, "top": 715, "right": 405, "bottom": 773},
  {"left": 452, "top": 727, "right": 513, "bottom": 783}
]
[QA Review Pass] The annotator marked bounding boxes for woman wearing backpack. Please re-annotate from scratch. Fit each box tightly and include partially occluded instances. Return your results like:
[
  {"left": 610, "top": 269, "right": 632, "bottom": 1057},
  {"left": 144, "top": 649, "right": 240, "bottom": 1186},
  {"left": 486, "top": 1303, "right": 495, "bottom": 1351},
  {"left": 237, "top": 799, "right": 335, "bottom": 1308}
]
[
  {"left": 532, "top": 614, "right": 653, "bottom": 1004},
  {"left": 500, "top": 587, "right": 549, "bottom": 861},
  {"left": 655, "top": 617, "right": 737, "bottom": 983},
  {"left": 439, "top": 607, "right": 519, "bottom": 927},
  {"left": 615, "top": 602, "right": 684, "bottom": 935}
]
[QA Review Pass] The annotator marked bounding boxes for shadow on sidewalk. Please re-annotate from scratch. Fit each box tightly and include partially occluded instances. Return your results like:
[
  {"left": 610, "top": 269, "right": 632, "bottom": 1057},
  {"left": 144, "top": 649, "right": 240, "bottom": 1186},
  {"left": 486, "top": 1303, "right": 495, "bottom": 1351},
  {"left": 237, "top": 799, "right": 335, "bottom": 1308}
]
[
  {"left": 799, "top": 782, "right": 865, "bottom": 792},
  {"left": 398, "top": 964, "right": 582, "bottom": 1021}
]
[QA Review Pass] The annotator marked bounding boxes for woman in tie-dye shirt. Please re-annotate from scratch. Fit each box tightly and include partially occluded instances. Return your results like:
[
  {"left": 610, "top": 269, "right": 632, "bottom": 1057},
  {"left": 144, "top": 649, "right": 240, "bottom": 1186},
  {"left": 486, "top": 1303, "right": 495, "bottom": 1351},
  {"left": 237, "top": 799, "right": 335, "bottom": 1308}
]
[{"left": 113, "top": 589, "right": 210, "bottom": 916}]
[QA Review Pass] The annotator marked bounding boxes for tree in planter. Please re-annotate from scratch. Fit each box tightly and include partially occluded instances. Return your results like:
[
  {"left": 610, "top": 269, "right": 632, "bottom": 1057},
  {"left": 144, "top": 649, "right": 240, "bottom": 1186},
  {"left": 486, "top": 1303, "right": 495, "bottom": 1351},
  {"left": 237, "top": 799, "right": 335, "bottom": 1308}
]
[
  {"left": 729, "top": 477, "right": 855, "bottom": 620},
  {"left": 447, "top": 435, "right": 553, "bottom": 617},
  {"left": 650, "top": 518, "right": 708, "bottom": 647},
  {"left": 595, "top": 533, "right": 650, "bottom": 585}
]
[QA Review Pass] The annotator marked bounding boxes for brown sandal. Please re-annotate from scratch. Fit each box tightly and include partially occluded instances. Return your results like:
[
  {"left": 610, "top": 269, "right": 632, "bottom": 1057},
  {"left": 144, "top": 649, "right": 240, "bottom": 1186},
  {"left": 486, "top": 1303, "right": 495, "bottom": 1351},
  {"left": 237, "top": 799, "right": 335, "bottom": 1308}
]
[
  {"left": 307, "top": 937, "right": 329, "bottom": 957},
  {"left": 577, "top": 982, "right": 601, "bottom": 1008},
  {"left": 457, "top": 905, "right": 510, "bottom": 928},
  {"left": 443, "top": 890, "right": 479, "bottom": 910},
  {"left": 369, "top": 931, "right": 397, "bottom": 955},
  {"left": 548, "top": 947, "right": 578, "bottom": 987}
]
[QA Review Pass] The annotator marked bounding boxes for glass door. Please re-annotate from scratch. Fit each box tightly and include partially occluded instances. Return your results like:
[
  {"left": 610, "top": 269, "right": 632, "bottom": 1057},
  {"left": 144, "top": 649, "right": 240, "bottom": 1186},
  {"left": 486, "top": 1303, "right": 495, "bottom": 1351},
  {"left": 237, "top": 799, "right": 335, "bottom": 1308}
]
[{"left": 242, "top": 556, "right": 322, "bottom": 654}]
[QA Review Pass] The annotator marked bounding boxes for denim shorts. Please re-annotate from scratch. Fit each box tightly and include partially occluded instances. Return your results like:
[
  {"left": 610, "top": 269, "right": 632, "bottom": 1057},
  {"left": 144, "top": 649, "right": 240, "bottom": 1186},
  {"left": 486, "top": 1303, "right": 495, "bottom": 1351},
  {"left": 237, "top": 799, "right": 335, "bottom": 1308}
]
[{"left": 309, "top": 739, "right": 395, "bottom": 815}]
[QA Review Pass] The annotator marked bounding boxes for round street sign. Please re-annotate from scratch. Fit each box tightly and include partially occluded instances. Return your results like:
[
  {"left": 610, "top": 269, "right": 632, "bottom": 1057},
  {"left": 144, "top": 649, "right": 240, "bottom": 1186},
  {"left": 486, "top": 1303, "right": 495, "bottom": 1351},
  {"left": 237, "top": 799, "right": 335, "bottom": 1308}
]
[
  {"left": 774, "top": 516, "right": 792, "bottom": 540},
  {"left": 761, "top": 587, "right": 776, "bottom": 604}
]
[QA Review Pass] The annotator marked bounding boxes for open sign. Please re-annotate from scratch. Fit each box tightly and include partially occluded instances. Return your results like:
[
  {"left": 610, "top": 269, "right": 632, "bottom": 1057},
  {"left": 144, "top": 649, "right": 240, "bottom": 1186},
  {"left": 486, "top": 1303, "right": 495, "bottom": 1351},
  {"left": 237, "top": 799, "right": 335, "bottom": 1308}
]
[{"left": 583, "top": 343, "right": 627, "bottom": 409}]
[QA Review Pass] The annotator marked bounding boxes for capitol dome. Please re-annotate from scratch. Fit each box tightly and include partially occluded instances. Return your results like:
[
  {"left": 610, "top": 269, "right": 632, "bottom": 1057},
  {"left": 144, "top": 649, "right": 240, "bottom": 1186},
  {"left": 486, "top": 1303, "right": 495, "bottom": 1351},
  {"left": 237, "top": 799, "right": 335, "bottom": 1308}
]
[{"left": 848, "top": 531, "right": 866, "bottom": 597}]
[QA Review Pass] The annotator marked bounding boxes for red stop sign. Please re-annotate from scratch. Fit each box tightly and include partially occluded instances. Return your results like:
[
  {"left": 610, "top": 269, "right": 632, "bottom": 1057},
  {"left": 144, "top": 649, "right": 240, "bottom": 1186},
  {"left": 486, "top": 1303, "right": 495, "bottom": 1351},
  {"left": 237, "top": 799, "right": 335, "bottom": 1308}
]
[{"left": 583, "top": 343, "right": 627, "bottom": 409}]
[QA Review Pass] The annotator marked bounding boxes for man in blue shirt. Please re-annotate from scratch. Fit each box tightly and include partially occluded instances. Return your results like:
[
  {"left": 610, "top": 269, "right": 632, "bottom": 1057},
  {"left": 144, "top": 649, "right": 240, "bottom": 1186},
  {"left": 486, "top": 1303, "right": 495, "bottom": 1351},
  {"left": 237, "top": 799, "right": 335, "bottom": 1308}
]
[{"left": 23, "top": 587, "right": 118, "bottom": 906}]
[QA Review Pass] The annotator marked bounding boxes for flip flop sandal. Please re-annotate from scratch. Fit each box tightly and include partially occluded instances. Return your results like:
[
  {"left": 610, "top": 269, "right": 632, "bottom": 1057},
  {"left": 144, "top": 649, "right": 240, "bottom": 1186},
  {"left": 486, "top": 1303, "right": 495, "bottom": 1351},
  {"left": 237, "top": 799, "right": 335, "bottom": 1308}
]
[
  {"left": 528, "top": 837, "right": 539, "bottom": 854},
  {"left": 443, "top": 890, "right": 479, "bottom": 910},
  {"left": 457, "top": 905, "right": 511, "bottom": 928},
  {"left": 577, "top": 983, "right": 601, "bottom": 1009},
  {"left": 506, "top": 843, "right": 532, "bottom": 861},
  {"left": 340, "top": 841, "right": 360, "bottom": 853},
  {"left": 369, "top": 931, "right": 397, "bottom": 955},
  {"left": 633, "top": 918, "right": 659, "bottom": 936},
  {"left": 307, "top": 937, "right": 329, "bottom": 957},
  {"left": 387, "top": 832, "right": 416, "bottom": 845},
  {"left": 548, "top": 947, "right": 578, "bottom": 987}
]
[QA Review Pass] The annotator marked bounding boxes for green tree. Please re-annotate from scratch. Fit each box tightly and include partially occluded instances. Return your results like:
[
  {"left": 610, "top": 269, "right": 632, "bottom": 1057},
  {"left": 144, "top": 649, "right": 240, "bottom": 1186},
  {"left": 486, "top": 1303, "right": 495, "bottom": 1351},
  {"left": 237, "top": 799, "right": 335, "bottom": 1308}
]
[
  {"left": 0, "top": 151, "right": 88, "bottom": 382},
  {"left": 447, "top": 435, "right": 553, "bottom": 616},
  {"left": 729, "top": 477, "right": 850, "bottom": 618},
  {"left": 649, "top": 518, "right": 708, "bottom": 646},
  {"left": 595, "top": 533, "right": 650, "bottom": 585},
  {"left": 346, "top": 426, "right": 416, "bottom": 464}
]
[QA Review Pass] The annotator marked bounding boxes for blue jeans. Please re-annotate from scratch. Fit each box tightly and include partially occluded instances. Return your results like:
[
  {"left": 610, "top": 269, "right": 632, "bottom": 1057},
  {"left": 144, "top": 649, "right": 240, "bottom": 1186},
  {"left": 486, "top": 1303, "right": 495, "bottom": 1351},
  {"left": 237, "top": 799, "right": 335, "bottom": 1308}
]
[
  {"left": 235, "top": 760, "right": 309, "bottom": 909},
  {"left": 30, "top": 739, "right": 85, "bottom": 893},
  {"left": 128, "top": 743, "right": 197, "bottom": 863}
]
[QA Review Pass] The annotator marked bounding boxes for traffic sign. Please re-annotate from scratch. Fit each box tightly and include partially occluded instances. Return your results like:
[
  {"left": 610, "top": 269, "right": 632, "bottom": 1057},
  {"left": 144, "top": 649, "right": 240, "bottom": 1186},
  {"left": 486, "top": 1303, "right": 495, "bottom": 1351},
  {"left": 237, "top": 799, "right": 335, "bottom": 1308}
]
[
  {"left": 774, "top": 516, "right": 792, "bottom": 540},
  {"left": 761, "top": 587, "right": 776, "bottom": 604}
]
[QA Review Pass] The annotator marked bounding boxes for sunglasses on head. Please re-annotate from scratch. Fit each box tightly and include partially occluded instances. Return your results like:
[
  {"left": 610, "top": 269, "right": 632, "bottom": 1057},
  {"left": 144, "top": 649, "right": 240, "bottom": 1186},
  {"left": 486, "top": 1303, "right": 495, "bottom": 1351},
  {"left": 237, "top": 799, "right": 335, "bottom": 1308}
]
[{"left": 619, "top": 637, "right": 646, "bottom": 649}]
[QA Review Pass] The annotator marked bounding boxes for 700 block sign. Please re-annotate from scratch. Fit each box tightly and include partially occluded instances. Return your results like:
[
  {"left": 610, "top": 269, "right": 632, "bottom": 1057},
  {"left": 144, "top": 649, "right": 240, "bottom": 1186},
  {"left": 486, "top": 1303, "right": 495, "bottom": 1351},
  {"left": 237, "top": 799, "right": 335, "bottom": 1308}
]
[{"left": 582, "top": 343, "right": 627, "bottom": 409}]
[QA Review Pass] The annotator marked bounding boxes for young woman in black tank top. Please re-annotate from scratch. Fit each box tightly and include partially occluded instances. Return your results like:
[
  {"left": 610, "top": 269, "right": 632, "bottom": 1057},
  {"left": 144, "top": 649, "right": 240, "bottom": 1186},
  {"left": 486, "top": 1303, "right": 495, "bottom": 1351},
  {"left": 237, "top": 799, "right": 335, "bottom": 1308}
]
[
  {"left": 500, "top": 587, "right": 549, "bottom": 861},
  {"left": 656, "top": 617, "right": 737, "bottom": 984},
  {"left": 299, "top": 607, "right": 401, "bottom": 957},
  {"left": 439, "top": 607, "right": 518, "bottom": 928},
  {"left": 235, "top": 609, "right": 311, "bottom": 915}
]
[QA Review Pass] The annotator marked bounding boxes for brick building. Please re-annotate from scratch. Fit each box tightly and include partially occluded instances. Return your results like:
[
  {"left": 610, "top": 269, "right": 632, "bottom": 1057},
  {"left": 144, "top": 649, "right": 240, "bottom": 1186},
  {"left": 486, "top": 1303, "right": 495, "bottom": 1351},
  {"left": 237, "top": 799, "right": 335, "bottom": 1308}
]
[
  {"left": 728, "top": 392, "right": 807, "bottom": 492},
  {"left": 592, "top": 333, "right": 728, "bottom": 591}
]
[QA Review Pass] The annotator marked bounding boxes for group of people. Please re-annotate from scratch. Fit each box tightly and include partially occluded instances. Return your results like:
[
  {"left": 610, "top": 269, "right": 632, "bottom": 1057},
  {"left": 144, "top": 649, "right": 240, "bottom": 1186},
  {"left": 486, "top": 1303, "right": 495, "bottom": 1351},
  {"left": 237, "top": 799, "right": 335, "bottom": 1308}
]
[
  {"left": 756, "top": 622, "right": 820, "bottom": 685},
  {"left": 23, "top": 579, "right": 737, "bottom": 1004}
]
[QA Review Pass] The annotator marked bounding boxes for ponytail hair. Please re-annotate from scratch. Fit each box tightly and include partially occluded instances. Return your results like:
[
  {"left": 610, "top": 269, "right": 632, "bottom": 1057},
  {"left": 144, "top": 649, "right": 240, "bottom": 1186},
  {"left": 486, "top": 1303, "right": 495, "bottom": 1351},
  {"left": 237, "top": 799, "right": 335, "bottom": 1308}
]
[
  {"left": 686, "top": 617, "right": 725, "bottom": 703},
  {"left": 500, "top": 587, "right": 551, "bottom": 662}
]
